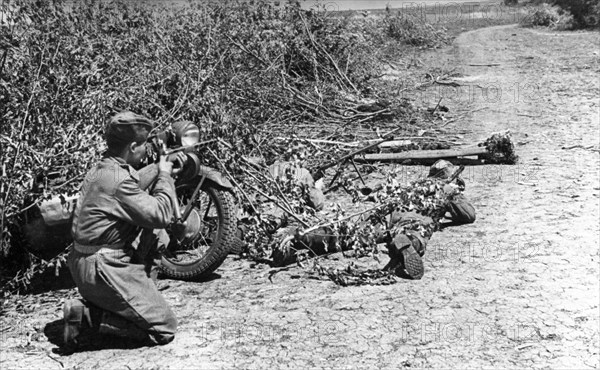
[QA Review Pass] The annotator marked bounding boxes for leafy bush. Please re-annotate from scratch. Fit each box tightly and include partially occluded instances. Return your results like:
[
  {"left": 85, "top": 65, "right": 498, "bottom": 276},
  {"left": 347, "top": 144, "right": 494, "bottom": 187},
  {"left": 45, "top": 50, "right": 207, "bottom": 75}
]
[
  {"left": 520, "top": 3, "right": 574, "bottom": 29},
  {"left": 552, "top": 0, "right": 600, "bottom": 28},
  {"left": 521, "top": 0, "right": 599, "bottom": 29},
  {"left": 0, "top": 0, "right": 449, "bottom": 292}
]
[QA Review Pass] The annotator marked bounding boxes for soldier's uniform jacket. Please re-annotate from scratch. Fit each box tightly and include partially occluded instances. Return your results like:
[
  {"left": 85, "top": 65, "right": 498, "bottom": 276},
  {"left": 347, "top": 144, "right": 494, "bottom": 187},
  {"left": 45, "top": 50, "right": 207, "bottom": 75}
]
[
  {"left": 446, "top": 193, "right": 476, "bottom": 224},
  {"left": 71, "top": 155, "right": 175, "bottom": 252},
  {"left": 68, "top": 154, "right": 178, "bottom": 344}
]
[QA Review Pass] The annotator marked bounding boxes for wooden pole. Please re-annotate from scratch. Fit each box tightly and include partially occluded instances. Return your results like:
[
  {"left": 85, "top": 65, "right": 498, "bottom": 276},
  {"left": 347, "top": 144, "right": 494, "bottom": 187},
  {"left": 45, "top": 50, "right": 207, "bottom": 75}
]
[
  {"left": 313, "top": 126, "right": 404, "bottom": 177},
  {"left": 356, "top": 146, "right": 488, "bottom": 162}
]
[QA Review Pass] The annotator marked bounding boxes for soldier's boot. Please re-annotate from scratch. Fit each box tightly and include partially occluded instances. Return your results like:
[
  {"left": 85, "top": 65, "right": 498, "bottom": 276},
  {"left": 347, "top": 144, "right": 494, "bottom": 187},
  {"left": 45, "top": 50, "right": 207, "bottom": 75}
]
[
  {"left": 396, "top": 234, "right": 424, "bottom": 280},
  {"left": 97, "top": 310, "right": 150, "bottom": 343},
  {"left": 383, "top": 233, "right": 425, "bottom": 280},
  {"left": 230, "top": 224, "right": 247, "bottom": 255},
  {"left": 63, "top": 299, "right": 98, "bottom": 351},
  {"left": 406, "top": 230, "right": 427, "bottom": 257}
]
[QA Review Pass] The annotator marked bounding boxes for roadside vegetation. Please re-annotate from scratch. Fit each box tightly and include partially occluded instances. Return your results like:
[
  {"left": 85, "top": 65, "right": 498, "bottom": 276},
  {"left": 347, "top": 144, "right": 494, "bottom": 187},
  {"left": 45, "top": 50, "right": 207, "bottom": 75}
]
[
  {"left": 518, "top": 0, "right": 600, "bottom": 29},
  {"left": 0, "top": 0, "right": 528, "bottom": 293},
  {"left": 0, "top": 0, "right": 438, "bottom": 292}
]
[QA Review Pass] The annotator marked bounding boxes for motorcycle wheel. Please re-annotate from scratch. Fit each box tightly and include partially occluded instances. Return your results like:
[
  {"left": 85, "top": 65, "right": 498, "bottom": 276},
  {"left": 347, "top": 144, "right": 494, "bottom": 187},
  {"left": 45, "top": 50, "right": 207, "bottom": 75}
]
[{"left": 159, "top": 181, "right": 237, "bottom": 280}]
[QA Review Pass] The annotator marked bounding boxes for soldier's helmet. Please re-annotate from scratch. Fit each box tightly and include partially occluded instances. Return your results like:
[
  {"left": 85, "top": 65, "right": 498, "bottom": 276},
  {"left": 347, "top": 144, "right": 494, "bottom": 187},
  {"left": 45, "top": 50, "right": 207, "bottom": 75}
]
[{"left": 428, "top": 159, "right": 455, "bottom": 179}]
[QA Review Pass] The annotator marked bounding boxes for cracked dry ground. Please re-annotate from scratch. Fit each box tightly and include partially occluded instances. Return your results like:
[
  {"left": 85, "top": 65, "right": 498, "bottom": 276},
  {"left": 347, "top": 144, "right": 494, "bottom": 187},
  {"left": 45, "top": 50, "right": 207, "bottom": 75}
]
[{"left": 1, "top": 25, "right": 599, "bottom": 369}]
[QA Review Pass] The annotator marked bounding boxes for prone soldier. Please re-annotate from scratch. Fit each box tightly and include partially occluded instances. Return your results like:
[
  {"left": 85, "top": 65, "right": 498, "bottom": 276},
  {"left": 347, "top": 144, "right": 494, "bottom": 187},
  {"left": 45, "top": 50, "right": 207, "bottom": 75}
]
[{"left": 385, "top": 159, "right": 476, "bottom": 279}]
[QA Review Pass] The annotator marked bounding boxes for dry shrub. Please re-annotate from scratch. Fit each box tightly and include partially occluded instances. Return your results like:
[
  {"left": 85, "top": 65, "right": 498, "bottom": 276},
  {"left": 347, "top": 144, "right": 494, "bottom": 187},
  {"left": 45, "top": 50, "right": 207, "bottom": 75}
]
[
  {"left": 0, "top": 0, "right": 449, "bottom": 291},
  {"left": 385, "top": 13, "right": 449, "bottom": 48},
  {"left": 520, "top": 3, "right": 574, "bottom": 29},
  {"left": 521, "top": 0, "right": 599, "bottom": 29}
]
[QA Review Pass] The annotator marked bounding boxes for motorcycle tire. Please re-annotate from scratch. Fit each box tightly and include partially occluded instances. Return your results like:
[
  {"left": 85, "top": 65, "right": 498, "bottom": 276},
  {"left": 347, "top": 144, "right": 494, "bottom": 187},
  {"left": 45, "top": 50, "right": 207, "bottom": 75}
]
[{"left": 159, "top": 182, "right": 237, "bottom": 280}]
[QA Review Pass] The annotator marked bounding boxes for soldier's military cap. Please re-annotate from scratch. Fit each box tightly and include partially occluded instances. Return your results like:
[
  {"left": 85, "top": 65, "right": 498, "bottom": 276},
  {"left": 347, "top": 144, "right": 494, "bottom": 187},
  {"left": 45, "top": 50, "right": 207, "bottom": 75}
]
[
  {"left": 109, "top": 111, "right": 154, "bottom": 129},
  {"left": 106, "top": 111, "right": 155, "bottom": 147}
]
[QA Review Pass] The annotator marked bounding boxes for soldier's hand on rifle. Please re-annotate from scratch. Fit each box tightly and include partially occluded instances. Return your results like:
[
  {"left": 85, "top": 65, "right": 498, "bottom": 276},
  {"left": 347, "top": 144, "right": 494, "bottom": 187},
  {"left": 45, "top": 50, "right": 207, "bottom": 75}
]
[
  {"left": 443, "top": 183, "right": 459, "bottom": 196},
  {"left": 159, "top": 152, "right": 187, "bottom": 177},
  {"left": 456, "top": 177, "right": 466, "bottom": 191},
  {"left": 168, "top": 152, "right": 188, "bottom": 176},
  {"left": 158, "top": 154, "right": 175, "bottom": 175}
]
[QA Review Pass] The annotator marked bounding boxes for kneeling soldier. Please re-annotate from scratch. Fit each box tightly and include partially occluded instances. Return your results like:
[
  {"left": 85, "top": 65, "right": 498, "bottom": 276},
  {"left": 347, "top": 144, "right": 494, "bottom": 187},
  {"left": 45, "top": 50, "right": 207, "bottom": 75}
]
[{"left": 63, "top": 112, "right": 185, "bottom": 349}]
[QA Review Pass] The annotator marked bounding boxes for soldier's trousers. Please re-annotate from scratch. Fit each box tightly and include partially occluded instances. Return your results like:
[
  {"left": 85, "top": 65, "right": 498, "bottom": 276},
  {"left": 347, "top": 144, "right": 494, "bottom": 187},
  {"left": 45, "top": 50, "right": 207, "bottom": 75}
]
[{"left": 68, "top": 230, "right": 177, "bottom": 345}]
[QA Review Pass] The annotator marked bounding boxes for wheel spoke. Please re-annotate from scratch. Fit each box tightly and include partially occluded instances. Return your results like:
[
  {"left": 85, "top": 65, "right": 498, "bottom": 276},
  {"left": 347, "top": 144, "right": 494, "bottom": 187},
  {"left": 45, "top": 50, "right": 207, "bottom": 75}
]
[
  {"left": 203, "top": 198, "right": 213, "bottom": 221},
  {"left": 163, "top": 184, "right": 221, "bottom": 266}
]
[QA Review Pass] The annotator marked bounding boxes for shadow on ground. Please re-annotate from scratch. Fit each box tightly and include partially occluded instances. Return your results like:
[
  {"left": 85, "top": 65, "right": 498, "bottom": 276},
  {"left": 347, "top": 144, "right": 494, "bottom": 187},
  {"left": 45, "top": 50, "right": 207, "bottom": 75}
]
[{"left": 44, "top": 319, "right": 155, "bottom": 356}]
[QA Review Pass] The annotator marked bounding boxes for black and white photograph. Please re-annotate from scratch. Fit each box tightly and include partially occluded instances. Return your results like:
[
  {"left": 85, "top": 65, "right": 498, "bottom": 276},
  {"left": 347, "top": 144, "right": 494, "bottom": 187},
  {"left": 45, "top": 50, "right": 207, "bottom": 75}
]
[{"left": 0, "top": 0, "right": 598, "bottom": 368}]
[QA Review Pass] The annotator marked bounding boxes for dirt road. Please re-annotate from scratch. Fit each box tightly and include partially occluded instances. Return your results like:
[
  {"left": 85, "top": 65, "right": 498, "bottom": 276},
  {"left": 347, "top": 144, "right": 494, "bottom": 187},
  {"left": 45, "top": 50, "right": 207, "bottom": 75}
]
[{"left": 1, "top": 24, "right": 599, "bottom": 369}]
